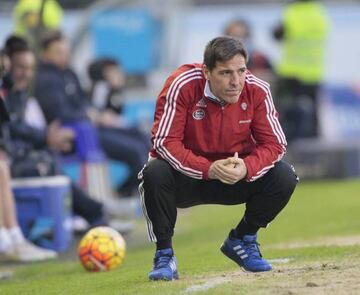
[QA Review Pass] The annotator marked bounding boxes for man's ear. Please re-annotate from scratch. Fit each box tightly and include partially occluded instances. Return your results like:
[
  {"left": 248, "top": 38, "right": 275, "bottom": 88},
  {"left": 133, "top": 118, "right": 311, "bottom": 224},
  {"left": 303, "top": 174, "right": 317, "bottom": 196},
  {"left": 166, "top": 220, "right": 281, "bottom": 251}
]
[{"left": 203, "top": 64, "right": 210, "bottom": 80}]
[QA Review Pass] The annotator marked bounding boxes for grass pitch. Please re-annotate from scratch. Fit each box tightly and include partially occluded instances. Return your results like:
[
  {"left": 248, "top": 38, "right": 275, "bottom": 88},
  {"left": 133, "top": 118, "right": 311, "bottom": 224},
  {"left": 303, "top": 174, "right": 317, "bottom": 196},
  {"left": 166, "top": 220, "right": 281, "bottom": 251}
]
[{"left": 1, "top": 179, "right": 360, "bottom": 295}]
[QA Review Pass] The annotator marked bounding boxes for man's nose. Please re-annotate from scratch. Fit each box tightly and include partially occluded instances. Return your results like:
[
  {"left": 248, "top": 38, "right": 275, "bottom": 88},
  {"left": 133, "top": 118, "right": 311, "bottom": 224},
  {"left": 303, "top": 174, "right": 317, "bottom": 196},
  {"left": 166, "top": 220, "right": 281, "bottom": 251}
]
[{"left": 230, "top": 73, "right": 240, "bottom": 85}]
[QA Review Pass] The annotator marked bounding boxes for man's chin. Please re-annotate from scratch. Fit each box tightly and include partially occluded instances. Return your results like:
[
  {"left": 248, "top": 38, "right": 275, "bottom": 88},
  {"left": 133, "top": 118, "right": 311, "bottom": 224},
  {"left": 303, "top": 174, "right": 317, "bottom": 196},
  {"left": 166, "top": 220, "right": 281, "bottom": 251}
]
[{"left": 223, "top": 96, "right": 240, "bottom": 104}]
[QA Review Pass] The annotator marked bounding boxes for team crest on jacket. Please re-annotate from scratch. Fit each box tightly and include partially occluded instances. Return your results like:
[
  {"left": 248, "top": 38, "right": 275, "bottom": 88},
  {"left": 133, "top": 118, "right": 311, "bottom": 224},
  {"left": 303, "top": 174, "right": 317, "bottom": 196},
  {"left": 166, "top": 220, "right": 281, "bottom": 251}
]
[
  {"left": 241, "top": 102, "right": 248, "bottom": 110},
  {"left": 193, "top": 109, "right": 205, "bottom": 120}
]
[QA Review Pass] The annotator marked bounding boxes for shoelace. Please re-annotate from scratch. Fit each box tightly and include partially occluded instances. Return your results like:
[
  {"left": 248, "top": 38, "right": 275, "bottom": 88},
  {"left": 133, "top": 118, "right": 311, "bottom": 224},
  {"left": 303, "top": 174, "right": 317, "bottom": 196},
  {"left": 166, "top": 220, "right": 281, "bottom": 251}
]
[
  {"left": 154, "top": 255, "right": 172, "bottom": 269},
  {"left": 242, "top": 241, "right": 262, "bottom": 258}
]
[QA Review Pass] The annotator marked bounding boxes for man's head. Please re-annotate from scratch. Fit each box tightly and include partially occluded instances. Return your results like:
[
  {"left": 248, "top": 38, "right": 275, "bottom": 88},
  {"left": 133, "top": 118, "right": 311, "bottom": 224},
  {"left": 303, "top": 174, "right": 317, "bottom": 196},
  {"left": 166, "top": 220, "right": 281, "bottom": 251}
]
[
  {"left": 203, "top": 36, "right": 248, "bottom": 104},
  {"left": 11, "top": 49, "right": 35, "bottom": 91},
  {"left": 41, "top": 30, "right": 70, "bottom": 70},
  {"left": 88, "top": 58, "right": 125, "bottom": 90},
  {"left": 0, "top": 50, "right": 10, "bottom": 81},
  {"left": 2, "top": 35, "right": 28, "bottom": 83},
  {"left": 224, "top": 19, "right": 250, "bottom": 41},
  {"left": 4, "top": 36, "right": 35, "bottom": 91}
]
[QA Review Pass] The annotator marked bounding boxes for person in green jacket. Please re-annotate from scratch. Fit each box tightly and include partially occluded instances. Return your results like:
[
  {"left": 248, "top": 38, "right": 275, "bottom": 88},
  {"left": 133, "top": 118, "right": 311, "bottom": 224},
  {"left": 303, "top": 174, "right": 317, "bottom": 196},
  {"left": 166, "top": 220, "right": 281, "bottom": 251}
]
[
  {"left": 273, "top": 0, "right": 330, "bottom": 142},
  {"left": 13, "top": 0, "right": 63, "bottom": 51}
]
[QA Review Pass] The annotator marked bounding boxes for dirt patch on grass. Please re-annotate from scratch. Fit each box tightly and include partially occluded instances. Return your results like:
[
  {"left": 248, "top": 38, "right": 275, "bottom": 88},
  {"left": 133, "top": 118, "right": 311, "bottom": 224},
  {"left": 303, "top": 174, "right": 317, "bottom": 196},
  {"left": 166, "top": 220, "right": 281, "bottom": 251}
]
[
  {"left": 184, "top": 257, "right": 360, "bottom": 295},
  {"left": 247, "top": 260, "right": 360, "bottom": 295}
]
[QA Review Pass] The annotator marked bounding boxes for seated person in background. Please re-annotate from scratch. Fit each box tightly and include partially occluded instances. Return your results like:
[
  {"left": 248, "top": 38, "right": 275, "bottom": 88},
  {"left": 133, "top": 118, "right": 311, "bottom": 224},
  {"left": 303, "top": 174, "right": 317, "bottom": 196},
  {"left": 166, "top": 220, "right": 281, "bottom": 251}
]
[
  {"left": 88, "top": 57, "right": 150, "bottom": 148},
  {"left": 34, "top": 31, "right": 149, "bottom": 197},
  {"left": 0, "top": 53, "right": 56, "bottom": 262},
  {"left": 2, "top": 36, "right": 107, "bottom": 228},
  {"left": 87, "top": 58, "right": 127, "bottom": 126},
  {"left": 0, "top": 155, "right": 57, "bottom": 262},
  {"left": 224, "top": 18, "right": 275, "bottom": 84}
]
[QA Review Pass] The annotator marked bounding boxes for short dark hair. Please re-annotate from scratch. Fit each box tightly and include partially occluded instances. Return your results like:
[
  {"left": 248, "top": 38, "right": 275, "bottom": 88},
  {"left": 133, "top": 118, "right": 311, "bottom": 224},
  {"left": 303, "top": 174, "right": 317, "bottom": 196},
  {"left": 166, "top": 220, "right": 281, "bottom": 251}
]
[
  {"left": 4, "top": 35, "right": 29, "bottom": 58},
  {"left": 203, "top": 36, "right": 248, "bottom": 71},
  {"left": 88, "top": 58, "right": 120, "bottom": 82},
  {"left": 40, "top": 30, "right": 65, "bottom": 51}
]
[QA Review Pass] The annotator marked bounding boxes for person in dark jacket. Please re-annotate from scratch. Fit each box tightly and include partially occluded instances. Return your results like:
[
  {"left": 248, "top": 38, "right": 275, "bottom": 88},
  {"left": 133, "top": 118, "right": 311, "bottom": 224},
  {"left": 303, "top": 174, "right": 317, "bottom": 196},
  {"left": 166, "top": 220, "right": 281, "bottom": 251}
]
[
  {"left": 0, "top": 47, "right": 57, "bottom": 262},
  {"left": 3, "top": 36, "right": 106, "bottom": 227},
  {"left": 34, "top": 31, "right": 149, "bottom": 197}
]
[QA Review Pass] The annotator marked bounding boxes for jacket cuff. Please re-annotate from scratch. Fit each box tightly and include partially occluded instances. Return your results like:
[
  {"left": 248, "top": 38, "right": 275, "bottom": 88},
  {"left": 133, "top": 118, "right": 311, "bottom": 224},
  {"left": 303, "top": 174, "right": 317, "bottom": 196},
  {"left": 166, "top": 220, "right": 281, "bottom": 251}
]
[
  {"left": 202, "top": 161, "right": 213, "bottom": 180},
  {"left": 243, "top": 157, "right": 254, "bottom": 181}
]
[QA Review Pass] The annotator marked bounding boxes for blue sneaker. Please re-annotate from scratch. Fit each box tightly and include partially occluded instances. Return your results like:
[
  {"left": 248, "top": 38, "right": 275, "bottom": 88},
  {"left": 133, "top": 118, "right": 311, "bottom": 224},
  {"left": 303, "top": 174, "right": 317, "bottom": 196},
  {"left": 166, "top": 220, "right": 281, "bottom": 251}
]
[
  {"left": 148, "top": 248, "right": 179, "bottom": 281},
  {"left": 220, "top": 232, "right": 272, "bottom": 272}
]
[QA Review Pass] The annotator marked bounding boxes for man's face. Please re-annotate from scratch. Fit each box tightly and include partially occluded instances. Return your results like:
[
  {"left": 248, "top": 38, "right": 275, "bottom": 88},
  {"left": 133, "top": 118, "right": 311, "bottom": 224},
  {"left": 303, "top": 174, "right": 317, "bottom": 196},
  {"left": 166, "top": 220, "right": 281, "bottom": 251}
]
[
  {"left": 11, "top": 51, "right": 35, "bottom": 91},
  {"left": 203, "top": 54, "right": 247, "bottom": 104},
  {"left": 43, "top": 38, "right": 70, "bottom": 70},
  {"left": 0, "top": 53, "right": 11, "bottom": 79},
  {"left": 227, "top": 23, "right": 249, "bottom": 41},
  {"left": 104, "top": 65, "right": 125, "bottom": 89}
]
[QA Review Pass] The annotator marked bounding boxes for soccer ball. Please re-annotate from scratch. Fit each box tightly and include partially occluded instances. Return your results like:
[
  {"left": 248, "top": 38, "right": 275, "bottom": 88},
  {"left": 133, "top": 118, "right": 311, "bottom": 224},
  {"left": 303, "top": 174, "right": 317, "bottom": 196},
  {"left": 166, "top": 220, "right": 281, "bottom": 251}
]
[{"left": 78, "top": 226, "right": 126, "bottom": 272}]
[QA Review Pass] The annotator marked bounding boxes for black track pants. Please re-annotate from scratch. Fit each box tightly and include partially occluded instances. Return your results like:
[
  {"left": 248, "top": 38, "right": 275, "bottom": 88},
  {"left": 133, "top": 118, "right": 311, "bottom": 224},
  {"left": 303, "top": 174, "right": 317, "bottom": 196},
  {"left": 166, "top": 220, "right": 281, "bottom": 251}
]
[{"left": 139, "top": 159, "right": 298, "bottom": 242}]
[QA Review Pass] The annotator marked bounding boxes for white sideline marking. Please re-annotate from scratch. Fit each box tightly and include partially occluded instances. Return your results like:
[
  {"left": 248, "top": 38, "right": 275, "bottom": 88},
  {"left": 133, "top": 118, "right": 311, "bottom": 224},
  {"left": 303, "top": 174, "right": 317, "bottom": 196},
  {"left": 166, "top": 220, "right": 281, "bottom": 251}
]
[
  {"left": 184, "top": 277, "right": 231, "bottom": 293},
  {"left": 268, "top": 258, "right": 293, "bottom": 264},
  {"left": 268, "top": 235, "right": 360, "bottom": 250}
]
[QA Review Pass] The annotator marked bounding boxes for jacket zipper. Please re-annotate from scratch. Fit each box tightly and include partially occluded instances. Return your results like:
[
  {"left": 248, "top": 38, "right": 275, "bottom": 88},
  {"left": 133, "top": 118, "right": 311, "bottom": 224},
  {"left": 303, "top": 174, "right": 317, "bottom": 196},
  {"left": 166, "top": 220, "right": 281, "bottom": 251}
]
[{"left": 218, "top": 105, "right": 225, "bottom": 150}]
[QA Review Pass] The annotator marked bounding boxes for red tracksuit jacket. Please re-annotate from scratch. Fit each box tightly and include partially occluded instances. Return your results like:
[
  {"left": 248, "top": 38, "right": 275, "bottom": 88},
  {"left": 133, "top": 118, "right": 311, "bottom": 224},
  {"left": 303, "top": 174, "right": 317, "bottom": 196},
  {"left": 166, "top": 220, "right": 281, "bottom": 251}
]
[{"left": 150, "top": 63, "right": 287, "bottom": 182}]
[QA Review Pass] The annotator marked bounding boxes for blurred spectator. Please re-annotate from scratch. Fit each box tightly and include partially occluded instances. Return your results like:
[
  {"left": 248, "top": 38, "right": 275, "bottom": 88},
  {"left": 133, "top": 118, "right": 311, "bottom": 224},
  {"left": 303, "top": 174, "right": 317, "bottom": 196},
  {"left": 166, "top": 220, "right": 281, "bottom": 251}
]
[
  {"left": 34, "top": 31, "right": 149, "bottom": 197},
  {"left": 2, "top": 35, "right": 107, "bottom": 229},
  {"left": 87, "top": 57, "right": 153, "bottom": 134},
  {"left": 273, "top": 0, "right": 330, "bottom": 142},
  {"left": 224, "top": 18, "right": 274, "bottom": 83},
  {"left": 88, "top": 58, "right": 126, "bottom": 120},
  {"left": 0, "top": 52, "right": 11, "bottom": 125},
  {"left": 13, "top": 0, "right": 63, "bottom": 50},
  {"left": 0, "top": 48, "right": 56, "bottom": 262}
]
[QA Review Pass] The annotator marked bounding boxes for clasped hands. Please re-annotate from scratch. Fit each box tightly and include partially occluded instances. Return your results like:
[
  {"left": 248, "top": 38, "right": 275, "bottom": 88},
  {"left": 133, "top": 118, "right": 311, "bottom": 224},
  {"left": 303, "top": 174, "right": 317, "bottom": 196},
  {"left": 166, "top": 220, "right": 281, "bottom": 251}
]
[{"left": 208, "top": 152, "right": 247, "bottom": 184}]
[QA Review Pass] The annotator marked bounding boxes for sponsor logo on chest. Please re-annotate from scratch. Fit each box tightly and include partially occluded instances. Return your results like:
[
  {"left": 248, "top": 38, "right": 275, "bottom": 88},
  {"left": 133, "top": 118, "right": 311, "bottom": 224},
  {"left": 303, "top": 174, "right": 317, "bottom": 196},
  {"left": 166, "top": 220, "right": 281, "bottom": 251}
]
[{"left": 196, "top": 98, "right": 207, "bottom": 108}]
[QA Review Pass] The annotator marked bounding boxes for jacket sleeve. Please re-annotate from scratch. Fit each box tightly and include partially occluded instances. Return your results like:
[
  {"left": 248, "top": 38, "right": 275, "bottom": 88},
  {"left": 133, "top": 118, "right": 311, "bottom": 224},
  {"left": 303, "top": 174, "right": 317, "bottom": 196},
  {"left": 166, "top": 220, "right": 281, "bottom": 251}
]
[
  {"left": 243, "top": 83, "right": 287, "bottom": 181},
  {"left": 152, "top": 74, "right": 212, "bottom": 179},
  {"left": 6, "top": 120, "right": 47, "bottom": 149}
]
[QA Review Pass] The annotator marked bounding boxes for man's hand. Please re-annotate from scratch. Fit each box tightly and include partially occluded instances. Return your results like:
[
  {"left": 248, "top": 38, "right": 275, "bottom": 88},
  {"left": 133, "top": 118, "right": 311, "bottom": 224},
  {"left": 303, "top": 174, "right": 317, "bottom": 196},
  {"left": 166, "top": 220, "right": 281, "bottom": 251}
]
[
  {"left": 88, "top": 108, "right": 119, "bottom": 127},
  {"left": 97, "top": 110, "right": 119, "bottom": 127},
  {"left": 47, "top": 121, "right": 75, "bottom": 152},
  {"left": 208, "top": 153, "right": 247, "bottom": 184},
  {"left": 0, "top": 149, "right": 8, "bottom": 161}
]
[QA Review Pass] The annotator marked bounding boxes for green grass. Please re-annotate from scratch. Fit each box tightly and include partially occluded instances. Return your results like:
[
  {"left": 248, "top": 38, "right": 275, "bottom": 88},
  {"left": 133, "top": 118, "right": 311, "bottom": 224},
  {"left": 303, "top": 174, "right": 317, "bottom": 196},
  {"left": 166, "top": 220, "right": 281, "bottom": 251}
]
[{"left": 1, "top": 179, "right": 360, "bottom": 295}]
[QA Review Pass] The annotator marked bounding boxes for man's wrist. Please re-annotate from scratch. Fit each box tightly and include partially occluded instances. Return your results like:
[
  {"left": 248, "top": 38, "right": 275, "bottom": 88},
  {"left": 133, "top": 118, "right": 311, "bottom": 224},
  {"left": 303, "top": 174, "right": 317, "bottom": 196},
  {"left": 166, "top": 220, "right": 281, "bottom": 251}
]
[
  {"left": 205, "top": 162, "right": 215, "bottom": 180},
  {"left": 242, "top": 157, "right": 251, "bottom": 180}
]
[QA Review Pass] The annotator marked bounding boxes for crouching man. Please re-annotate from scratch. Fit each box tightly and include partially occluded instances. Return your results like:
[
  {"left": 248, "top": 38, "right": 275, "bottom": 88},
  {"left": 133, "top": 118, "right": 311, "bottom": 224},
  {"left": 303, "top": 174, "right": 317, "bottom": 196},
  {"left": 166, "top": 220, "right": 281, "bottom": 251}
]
[{"left": 139, "top": 36, "right": 298, "bottom": 280}]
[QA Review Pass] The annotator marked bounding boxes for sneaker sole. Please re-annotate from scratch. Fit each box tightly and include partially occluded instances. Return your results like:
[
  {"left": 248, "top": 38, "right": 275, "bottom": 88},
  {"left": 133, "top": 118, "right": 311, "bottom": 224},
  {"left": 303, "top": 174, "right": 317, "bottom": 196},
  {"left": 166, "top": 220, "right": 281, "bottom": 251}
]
[{"left": 149, "top": 271, "right": 179, "bottom": 281}]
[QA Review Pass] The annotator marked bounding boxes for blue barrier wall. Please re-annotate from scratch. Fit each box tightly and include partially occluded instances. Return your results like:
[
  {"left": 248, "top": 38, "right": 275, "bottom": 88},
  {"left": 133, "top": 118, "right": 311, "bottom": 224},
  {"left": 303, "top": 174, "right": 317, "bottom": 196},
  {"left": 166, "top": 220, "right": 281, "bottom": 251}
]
[{"left": 90, "top": 9, "right": 162, "bottom": 75}]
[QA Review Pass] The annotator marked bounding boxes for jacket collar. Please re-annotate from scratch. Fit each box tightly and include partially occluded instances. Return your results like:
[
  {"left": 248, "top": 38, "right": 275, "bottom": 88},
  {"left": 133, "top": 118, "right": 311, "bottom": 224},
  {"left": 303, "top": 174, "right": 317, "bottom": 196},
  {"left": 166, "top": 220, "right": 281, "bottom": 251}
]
[{"left": 204, "top": 80, "right": 226, "bottom": 106}]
